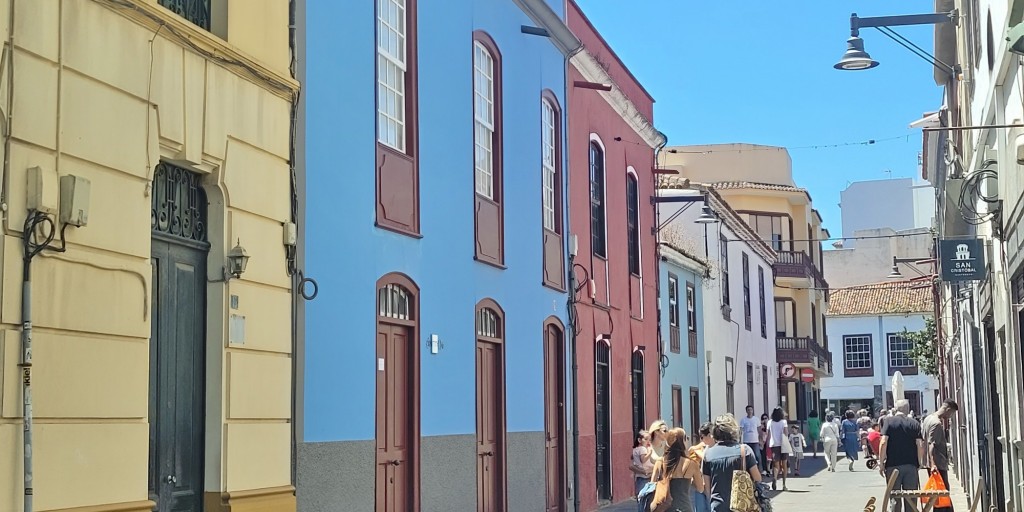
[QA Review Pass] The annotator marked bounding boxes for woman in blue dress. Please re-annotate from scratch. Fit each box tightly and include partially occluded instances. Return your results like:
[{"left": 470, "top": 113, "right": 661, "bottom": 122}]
[{"left": 840, "top": 410, "right": 860, "bottom": 471}]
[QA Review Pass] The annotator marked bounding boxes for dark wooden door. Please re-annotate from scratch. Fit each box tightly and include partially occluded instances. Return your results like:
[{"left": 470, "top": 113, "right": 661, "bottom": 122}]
[
  {"left": 689, "top": 388, "right": 701, "bottom": 445},
  {"left": 543, "top": 325, "right": 566, "bottom": 512},
  {"left": 149, "top": 237, "right": 206, "bottom": 512},
  {"left": 630, "top": 351, "right": 645, "bottom": 436},
  {"left": 376, "top": 322, "right": 414, "bottom": 512},
  {"left": 762, "top": 365, "right": 770, "bottom": 414},
  {"left": 595, "top": 343, "right": 611, "bottom": 501},
  {"left": 477, "top": 339, "right": 505, "bottom": 512},
  {"left": 671, "top": 386, "right": 683, "bottom": 428}
]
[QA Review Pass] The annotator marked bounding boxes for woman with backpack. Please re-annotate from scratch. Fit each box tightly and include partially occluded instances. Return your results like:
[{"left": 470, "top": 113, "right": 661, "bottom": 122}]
[{"left": 700, "top": 414, "right": 762, "bottom": 512}]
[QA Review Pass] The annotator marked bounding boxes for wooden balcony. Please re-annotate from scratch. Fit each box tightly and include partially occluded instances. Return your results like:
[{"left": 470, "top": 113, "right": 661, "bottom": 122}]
[
  {"left": 774, "top": 251, "right": 829, "bottom": 299},
  {"left": 776, "top": 337, "right": 832, "bottom": 376}
]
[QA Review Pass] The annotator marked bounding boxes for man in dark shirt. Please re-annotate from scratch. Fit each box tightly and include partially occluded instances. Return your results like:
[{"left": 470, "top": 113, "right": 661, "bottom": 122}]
[{"left": 878, "top": 399, "right": 925, "bottom": 512}]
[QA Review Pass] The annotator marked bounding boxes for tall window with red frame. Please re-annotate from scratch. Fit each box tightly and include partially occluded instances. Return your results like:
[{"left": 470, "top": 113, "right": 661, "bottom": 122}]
[
  {"left": 376, "top": 0, "right": 419, "bottom": 235},
  {"left": 472, "top": 32, "right": 504, "bottom": 266}
]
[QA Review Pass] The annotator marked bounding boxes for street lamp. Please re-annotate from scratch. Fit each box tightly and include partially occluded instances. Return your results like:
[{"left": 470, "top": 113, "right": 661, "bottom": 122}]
[
  {"left": 653, "top": 193, "right": 719, "bottom": 225},
  {"left": 835, "top": 34, "right": 878, "bottom": 70},
  {"left": 886, "top": 256, "right": 935, "bottom": 279},
  {"left": 834, "top": 11, "right": 959, "bottom": 76},
  {"left": 695, "top": 205, "right": 718, "bottom": 224}
]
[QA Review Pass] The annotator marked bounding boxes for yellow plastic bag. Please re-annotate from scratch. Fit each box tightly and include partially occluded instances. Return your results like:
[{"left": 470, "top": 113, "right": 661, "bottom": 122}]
[{"left": 921, "top": 471, "right": 953, "bottom": 508}]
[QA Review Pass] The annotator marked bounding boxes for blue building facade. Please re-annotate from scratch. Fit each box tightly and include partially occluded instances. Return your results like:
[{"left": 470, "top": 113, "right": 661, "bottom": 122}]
[
  {"left": 299, "top": 1, "right": 578, "bottom": 510},
  {"left": 659, "top": 245, "right": 709, "bottom": 441}
]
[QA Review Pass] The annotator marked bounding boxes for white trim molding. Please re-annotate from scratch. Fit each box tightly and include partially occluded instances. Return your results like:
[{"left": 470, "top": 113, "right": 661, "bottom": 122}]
[
  {"left": 512, "top": 0, "right": 582, "bottom": 56},
  {"left": 571, "top": 50, "right": 666, "bottom": 149}
]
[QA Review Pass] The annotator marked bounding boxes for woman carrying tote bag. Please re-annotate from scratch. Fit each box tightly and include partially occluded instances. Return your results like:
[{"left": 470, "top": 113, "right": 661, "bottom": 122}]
[{"left": 701, "top": 414, "right": 762, "bottom": 512}]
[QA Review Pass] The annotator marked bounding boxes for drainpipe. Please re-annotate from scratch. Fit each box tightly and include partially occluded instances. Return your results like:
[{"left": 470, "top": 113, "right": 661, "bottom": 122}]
[
  {"left": 18, "top": 210, "right": 64, "bottom": 512},
  {"left": 651, "top": 134, "right": 667, "bottom": 424},
  {"left": 563, "top": 39, "right": 584, "bottom": 512},
  {"left": 20, "top": 231, "right": 34, "bottom": 512},
  {"left": 0, "top": 0, "right": 14, "bottom": 229}
]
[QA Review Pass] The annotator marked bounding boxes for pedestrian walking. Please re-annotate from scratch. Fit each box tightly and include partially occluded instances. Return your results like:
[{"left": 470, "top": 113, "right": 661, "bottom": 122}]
[
  {"left": 807, "top": 410, "right": 822, "bottom": 458},
  {"left": 650, "top": 428, "right": 704, "bottom": 512},
  {"left": 701, "top": 414, "right": 762, "bottom": 512},
  {"left": 767, "top": 407, "right": 789, "bottom": 491},
  {"left": 687, "top": 422, "right": 715, "bottom": 512},
  {"left": 878, "top": 399, "right": 925, "bottom": 512},
  {"left": 739, "top": 405, "right": 762, "bottom": 471},
  {"left": 819, "top": 412, "right": 841, "bottom": 472},
  {"left": 630, "top": 430, "right": 654, "bottom": 497},
  {"left": 922, "top": 400, "right": 959, "bottom": 512},
  {"left": 758, "top": 413, "right": 770, "bottom": 473},
  {"left": 841, "top": 410, "right": 860, "bottom": 471},
  {"left": 649, "top": 419, "right": 669, "bottom": 462},
  {"left": 788, "top": 425, "right": 805, "bottom": 476}
]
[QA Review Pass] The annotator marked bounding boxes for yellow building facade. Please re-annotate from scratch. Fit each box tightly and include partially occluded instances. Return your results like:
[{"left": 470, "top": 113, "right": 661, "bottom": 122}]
[
  {"left": 0, "top": 1, "right": 299, "bottom": 511},
  {"left": 660, "top": 144, "right": 831, "bottom": 420}
]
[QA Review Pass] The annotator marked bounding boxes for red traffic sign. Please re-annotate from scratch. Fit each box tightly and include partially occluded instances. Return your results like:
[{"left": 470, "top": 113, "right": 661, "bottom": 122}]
[
  {"left": 779, "top": 363, "right": 796, "bottom": 380},
  {"left": 800, "top": 368, "right": 815, "bottom": 383}
]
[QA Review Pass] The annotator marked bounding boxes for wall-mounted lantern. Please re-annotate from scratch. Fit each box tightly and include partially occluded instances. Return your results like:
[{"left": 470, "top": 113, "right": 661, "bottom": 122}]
[{"left": 224, "top": 239, "right": 250, "bottom": 281}]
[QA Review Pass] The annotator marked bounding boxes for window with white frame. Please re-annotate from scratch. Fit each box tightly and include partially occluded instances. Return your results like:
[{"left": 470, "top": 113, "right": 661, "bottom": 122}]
[
  {"left": 888, "top": 333, "right": 915, "bottom": 368},
  {"left": 668, "top": 275, "right": 679, "bottom": 327},
  {"left": 844, "top": 335, "right": 872, "bottom": 370},
  {"left": 377, "top": 0, "right": 407, "bottom": 150},
  {"left": 686, "top": 282, "right": 696, "bottom": 332},
  {"left": 542, "top": 100, "right": 557, "bottom": 231},
  {"left": 473, "top": 42, "right": 495, "bottom": 199}
]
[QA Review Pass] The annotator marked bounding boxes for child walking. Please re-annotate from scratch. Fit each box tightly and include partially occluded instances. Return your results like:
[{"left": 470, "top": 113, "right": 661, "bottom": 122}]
[{"left": 789, "top": 425, "right": 806, "bottom": 476}]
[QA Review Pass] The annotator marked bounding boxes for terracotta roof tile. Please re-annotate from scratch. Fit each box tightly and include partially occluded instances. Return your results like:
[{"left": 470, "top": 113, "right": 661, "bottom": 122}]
[
  {"left": 657, "top": 177, "right": 812, "bottom": 202},
  {"left": 827, "top": 281, "right": 934, "bottom": 317}
]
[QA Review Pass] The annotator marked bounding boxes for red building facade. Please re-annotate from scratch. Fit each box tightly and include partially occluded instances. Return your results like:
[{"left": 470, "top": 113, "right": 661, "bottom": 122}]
[{"left": 567, "top": 2, "right": 665, "bottom": 509}]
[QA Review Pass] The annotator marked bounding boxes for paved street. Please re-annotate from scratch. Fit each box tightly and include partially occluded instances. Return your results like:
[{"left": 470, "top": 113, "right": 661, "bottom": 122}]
[{"left": 601, "top": 451, "right": 973, "bottom": 511}]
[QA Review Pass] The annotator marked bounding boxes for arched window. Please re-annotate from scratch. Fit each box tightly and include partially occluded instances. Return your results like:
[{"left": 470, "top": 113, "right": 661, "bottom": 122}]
[
  {"left": 626, "top": 173, "right": 640, "bottom": 275},
  {"left": 541, "top": 92, "right": 564, "bottom": 290},
  {"left": 477, "top": 307, "right": 501, "bottom": 339},
  {"left": 472, "top": 32, "right": 504, "bottom": 267},
  {"left": 376, "top": 0, "right": 420, "bottom": 235},
  {"left": 378, "top": 283, "right": 412, "bottom": 320},
  {"left": 541, "top": 97, "right": 560, "bottom": 233},
  {"left": 589, "top": 140, "right": 606, "bottom": 258}
]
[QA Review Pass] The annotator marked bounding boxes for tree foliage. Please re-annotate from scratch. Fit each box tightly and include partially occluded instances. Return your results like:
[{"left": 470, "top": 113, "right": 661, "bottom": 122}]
[{"left": 902, "top": 318, "right": 939, "bottom": 377}]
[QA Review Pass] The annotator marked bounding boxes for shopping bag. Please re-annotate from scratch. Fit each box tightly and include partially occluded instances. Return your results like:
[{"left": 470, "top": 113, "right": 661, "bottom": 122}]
[{"left": 921, "top": 471, "right": 953, "bottom": 508}]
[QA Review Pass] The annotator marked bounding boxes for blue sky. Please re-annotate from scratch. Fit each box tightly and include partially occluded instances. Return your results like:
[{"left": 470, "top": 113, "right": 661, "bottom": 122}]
[{"left": 578, "top": 1, "right": 943, "bottom": 235}]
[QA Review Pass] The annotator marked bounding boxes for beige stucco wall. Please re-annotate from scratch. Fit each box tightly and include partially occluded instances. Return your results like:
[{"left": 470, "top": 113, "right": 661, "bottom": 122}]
[
  {"left": 0, "top": 1, "right": 297, "bottom": 511},
  {"left": 660, "top": 144, "right": 796, "bottom": 186},
  {"left": 824, "top": 228, "right": 934, "bottom": 289}
]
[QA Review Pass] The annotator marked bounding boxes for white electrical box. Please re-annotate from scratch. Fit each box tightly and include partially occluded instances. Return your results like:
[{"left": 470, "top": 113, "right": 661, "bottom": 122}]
[
  {"left": 27, "top": 166, "right": 59, "bottom": 215},
  {"left": 59, "top": 175, "right": 91, "bottom": 227},
  {"left": 283, "top": 221, "right": 297, "bottom": 246}
]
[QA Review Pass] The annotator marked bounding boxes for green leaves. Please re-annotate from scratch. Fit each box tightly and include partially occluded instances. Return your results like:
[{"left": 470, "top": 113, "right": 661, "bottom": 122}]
[{"left": 902, "top": 318, "right": 939, "bottom": 377}]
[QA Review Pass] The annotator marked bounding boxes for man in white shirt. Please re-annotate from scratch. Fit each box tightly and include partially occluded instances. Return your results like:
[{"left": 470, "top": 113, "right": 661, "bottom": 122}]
[{"left": 739, "top": 405, "right": 762, "bottom": 469}]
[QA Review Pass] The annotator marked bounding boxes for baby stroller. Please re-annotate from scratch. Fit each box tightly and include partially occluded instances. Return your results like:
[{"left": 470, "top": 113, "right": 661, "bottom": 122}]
[{"left": 862, "top": 430, "right": 879, "bottom": 470}]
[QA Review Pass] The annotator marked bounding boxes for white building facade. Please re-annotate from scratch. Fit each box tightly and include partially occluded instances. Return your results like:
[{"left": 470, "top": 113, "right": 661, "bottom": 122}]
[
  {"left": 838, "top": 178, "right": 934, "bottom": 248},
  {"left": 658, "top": 183, "right": 780, "bottom": 421},
  {"left": 822, "top": 282, "right": 939, "bottom": 415}
]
